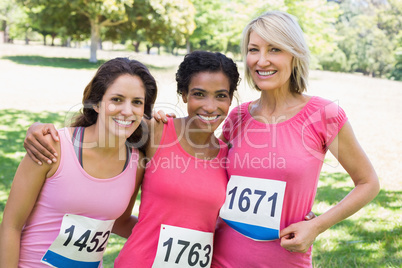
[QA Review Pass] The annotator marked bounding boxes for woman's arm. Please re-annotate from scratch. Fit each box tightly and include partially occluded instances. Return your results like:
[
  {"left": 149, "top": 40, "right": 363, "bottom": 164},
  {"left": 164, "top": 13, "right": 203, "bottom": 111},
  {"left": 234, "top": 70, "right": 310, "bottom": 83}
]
[
  {"left": 280, "top": 121, "right": 380, "bottom": 252},
  {"left": 145, "top": 118, "right": 165, "bottom": 159},
  {"left": 24, "top": 122, "right": 59, "bottom": 165},
  {"left": 112, "top": 151, "right": 145, "bottom": 238},
  {"left": 0, "top": 150, "right": 56, "bottom": 266}
]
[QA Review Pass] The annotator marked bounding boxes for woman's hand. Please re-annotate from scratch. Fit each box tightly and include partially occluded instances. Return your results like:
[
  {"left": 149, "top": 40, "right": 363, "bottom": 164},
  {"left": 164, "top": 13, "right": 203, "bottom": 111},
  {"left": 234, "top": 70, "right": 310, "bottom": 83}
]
[
  {"left": 24, "top": 122, "right": 58, "bottom": 165},
  {"left": 279, "top": 218, "right": 319, "bottom": 253},
  {"left": 153, "top": 110, "right": 176, "bottom": 123}
]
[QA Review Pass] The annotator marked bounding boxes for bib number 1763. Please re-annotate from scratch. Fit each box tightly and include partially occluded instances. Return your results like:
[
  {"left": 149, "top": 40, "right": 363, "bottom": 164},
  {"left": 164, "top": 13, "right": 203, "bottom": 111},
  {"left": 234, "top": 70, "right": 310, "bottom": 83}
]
[
  {"left": 162, "top": 237, "right": 211, "bottom": 267},
  {"left": 152, "top": 224, "right": 213, "bottom": 268}
]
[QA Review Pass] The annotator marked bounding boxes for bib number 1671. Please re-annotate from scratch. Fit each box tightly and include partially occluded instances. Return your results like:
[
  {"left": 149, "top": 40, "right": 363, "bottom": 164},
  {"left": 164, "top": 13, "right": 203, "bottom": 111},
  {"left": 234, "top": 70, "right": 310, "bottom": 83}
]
[
  {"left": 228, "top": 187, "right": 278, "bottom": 217},
  {"left": 219, "top": 175, "right": 286, "bottom": 230}
]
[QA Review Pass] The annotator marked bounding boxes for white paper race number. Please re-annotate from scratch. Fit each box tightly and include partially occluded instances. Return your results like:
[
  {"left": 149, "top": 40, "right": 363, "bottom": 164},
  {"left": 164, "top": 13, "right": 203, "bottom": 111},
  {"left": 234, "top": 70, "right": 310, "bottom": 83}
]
[
  {"left": 219, "top": 175, "right": 286, "bottom": 241},
  {"left": 41, "top": 214, "right": 115, "bottom": 268},
  {"left": 152, "top": 224, "right": 214, "bottom": 268}
]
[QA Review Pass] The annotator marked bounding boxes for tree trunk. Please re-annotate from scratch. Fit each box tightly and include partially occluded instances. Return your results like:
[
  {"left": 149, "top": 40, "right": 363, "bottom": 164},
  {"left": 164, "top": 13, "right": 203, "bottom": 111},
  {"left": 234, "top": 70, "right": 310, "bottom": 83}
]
[
  {"left": 43, "top": 34, "right": 46, "bottom": 46},
  {"left": 156, "top": 44, "right": 160, "bottom": 55},
  {"left": 146, "top": 44, "right": 151, "bottom": 54},
  {"left": 25, "top": 31, "right": 29, "bottom": 45},
  {"left": 133, "top": 41, "right": 140, "bottom": 52},
  {"left": 186, "top": 37, "right": 190, "bottom": 54},
  {"left": 89, "top": 18, "right": 101, "bottom": 63},
  {"left": 2, "top": 21, "right": 8, "bottom": 43},
  {"left": 51, "top": 33, "right": 56, "bottom": 46},
  {"left": 66, "top": 36, "right": 71, "bottom": 47}
]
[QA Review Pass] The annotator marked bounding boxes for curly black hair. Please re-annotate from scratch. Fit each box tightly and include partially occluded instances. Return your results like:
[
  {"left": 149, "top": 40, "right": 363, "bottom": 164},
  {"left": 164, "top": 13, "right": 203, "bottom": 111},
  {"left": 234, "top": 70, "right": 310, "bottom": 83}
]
[{"left": 176, "top": 51, "right": 240, "bottom": 98}]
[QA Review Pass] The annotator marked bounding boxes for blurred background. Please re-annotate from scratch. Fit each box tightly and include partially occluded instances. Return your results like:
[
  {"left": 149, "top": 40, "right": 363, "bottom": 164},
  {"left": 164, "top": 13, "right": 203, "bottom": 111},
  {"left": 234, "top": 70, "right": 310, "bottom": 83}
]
[{"left": 1, "top": 0, "right": 401, "bottom": 80}]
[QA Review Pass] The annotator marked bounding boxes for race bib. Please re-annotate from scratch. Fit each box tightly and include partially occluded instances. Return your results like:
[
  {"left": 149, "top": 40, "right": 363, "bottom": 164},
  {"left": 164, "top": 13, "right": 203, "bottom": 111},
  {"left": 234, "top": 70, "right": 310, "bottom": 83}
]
[
  {"left": 41, "top": 214, "right": 115, "bottom": 268},
  {"left": 152, "top": 224, "right": 213, "bottom": 268},
  {"left": 219, "top": 175, "right": 286, "bottom": 241}
]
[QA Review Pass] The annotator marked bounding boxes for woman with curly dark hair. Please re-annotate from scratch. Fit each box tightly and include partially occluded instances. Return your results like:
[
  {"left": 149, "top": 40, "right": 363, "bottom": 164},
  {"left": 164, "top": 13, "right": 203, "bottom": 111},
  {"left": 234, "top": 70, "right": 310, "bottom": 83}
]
[{"left": 115, "top": 50, "right": 240, "bottom": 267}]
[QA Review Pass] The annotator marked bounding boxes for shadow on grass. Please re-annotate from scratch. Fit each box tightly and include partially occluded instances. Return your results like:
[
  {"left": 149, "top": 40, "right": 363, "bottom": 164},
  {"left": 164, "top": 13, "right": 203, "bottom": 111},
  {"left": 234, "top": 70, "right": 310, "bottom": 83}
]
[
  {"left": 313, "top": 172, "right": 401, "bottom": 267},
  {"left": 2, "top": 55, "right": 175, "bottom": 71},
  {"left": 2, "top": 55, "right": 105, "bottom": 69},
  {"left": 317, "top": 172, "right": 401, "bottom": 210}
]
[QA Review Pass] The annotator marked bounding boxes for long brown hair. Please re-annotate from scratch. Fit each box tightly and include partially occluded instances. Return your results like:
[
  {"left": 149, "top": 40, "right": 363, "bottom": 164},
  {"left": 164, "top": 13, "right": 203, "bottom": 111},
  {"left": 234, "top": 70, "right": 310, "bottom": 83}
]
[{"left": 72, "top": 57, "right": 157, "bottom": 148}]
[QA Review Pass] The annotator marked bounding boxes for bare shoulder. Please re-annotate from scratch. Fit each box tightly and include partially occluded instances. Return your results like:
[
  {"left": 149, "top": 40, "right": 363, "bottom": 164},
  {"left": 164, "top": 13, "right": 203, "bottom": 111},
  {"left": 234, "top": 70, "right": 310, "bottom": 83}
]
[{"left": 46, "top": 129, "right": 63, "bottom": 177}]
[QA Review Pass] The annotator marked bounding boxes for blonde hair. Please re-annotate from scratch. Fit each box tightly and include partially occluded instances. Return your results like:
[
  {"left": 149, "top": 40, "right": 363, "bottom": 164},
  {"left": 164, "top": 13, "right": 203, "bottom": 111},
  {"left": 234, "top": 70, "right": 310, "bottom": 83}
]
[{"left": 241, "top": 11, "right": 310, "bottom": 93}]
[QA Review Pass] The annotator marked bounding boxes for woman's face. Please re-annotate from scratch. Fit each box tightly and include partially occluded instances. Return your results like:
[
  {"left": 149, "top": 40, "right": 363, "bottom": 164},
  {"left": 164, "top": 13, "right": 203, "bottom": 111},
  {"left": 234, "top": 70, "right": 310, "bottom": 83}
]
[
  {"left": 183, "top": 71, "right": 232, "bottom": 132},
  {"left": 246, "top": 31, "right": 293, "bottom": 92},
  {"left": 96, "top": 74, "right": 145, "bottom": 140}
]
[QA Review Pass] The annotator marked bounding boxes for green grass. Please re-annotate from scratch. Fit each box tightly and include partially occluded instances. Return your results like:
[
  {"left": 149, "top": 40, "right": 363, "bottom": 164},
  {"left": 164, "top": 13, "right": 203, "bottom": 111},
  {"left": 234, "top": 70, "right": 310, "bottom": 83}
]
[{"left": 0, "top": 110, "right": 400, "bottom": 267}]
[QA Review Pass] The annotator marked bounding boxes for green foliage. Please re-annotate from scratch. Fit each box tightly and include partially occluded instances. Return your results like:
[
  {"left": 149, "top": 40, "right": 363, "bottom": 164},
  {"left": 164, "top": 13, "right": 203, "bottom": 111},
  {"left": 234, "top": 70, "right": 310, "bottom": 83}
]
[
  {"left": 319, "top": 48, "right": 348, "bottom": 72},
  {"left": 389, "top": 47, "right": 402, "bottom": 81},
  {"left": 5, "top": 0, "right": 402, "bottom": 77},
  {"left": 285, "top": 0, "right": 340, "bottom": 56},
  {"left": 331, "top": 0, "right": 400, "bottom": 78}
]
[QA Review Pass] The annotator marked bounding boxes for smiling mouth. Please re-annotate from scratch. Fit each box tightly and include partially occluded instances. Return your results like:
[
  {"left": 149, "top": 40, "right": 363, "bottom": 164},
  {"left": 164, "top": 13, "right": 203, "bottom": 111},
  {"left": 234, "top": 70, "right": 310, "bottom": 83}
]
[
  {"left": 198, "top": 115, "right": 219, "bottom": 121},
  {"left": 113, "top": 118, "right": 134, "bottom": 126},
  {"left": 257, "top": 70, "right": 277, "bottom": 76}
]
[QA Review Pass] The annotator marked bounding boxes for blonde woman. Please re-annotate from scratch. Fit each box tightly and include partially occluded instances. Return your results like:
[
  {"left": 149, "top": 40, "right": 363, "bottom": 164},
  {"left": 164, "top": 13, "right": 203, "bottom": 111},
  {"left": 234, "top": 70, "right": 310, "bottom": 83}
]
[{"left": 211, "top": 11, "right": 379, "bottom": 267}]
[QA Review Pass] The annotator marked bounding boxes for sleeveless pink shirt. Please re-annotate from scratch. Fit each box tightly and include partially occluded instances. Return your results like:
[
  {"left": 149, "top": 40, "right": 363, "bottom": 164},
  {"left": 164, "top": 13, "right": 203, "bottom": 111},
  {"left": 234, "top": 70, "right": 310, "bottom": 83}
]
[
  {"left": 115, "top": 118, "right": 228, "bottom": 267},
  {"left": 212, "top": 96, "right": 347, "bottom": 267},
  {"left": 19, "top": 128, "right": 138, "bottom": 267}
]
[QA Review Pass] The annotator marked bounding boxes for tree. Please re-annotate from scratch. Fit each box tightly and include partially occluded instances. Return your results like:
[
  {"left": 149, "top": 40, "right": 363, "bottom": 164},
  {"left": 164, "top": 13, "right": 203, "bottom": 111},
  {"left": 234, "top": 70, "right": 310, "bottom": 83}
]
[
  {"left": 27, "top": 2, "right": 72, "bottom": 46},
  {"left": 68, "top": 0, "right": 131, "bottom": 62},
  {"left": 0, "top": 0, "right": 27, "bottom": 43},
  {"left": 335, "top": 0, "right": 399, "bottom": 77},
  {"left": 190, "top": 0, "right": 231, "bottom": 53},
  {"left": 148, "top": 0, "right": 195, "bottom": 54}
]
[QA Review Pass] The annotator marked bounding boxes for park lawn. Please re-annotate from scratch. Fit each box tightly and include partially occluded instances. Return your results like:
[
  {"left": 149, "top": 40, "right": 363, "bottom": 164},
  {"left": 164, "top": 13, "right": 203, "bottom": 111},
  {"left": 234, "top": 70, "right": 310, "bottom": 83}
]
[{"left": 0, "top": 109, "right": 400, "bottom": 267}]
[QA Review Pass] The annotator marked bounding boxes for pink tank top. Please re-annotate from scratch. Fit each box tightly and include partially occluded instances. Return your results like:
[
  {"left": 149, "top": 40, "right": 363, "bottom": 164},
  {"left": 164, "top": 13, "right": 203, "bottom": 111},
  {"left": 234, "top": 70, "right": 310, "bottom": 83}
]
[
  {"left": 19, "top": 128, "right": 138, "bottom": 268},
  {"left": 115, "top": 118, "right": 228, "bottom": 267},
  {"left": 212, "top": 96, "right": 347, "bottom": 267}
]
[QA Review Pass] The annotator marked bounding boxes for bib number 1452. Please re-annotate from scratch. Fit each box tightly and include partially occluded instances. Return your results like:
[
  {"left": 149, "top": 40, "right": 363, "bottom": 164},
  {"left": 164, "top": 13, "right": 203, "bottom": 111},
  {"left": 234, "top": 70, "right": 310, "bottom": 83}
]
[{"left": 41, "top": 214, "right": 115, "bottom": 268}]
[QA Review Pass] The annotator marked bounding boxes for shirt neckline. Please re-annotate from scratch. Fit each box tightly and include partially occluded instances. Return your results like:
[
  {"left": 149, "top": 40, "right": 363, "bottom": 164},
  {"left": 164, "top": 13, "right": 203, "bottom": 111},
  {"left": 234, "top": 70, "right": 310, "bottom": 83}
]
[
  {"left": 169, "top": 117, "right": 225, "bottom": 162},
  {"left": 244, "top": 96, "right": 317, "bottom": 127}
]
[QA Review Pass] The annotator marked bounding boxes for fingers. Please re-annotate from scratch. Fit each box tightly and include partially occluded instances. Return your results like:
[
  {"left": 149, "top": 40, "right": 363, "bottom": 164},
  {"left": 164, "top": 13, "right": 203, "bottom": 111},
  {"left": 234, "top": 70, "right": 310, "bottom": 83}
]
[
  {"left": 24, "top": 135, "right": 57, "bottom": 165},
  {"left": 279, "top": 226, "right": 294, "bottom": 239},
  {"left": 280, "top": 222, "right": 315, "bottom": 253},
  {"left": 44, "top": 125, "right": 59, "bottom": 142},
  {"left": 153, "top": 110, "right": 164, "bottom": 122},
  {"left": 153, "top": 110, "right": 174, "bottom": 123},
  {"left": 305, "top": 211, "right": 317, "bottom": 220},
  {"left": 166, "top": 112, "right": 176, "bottom": 118},
  {"left": 25, "top": 145, "right": 43, "bottom": 166},
  {"left": 24, "top": 123, "right": 58, "bottom": 165}
]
